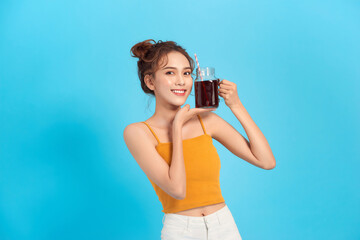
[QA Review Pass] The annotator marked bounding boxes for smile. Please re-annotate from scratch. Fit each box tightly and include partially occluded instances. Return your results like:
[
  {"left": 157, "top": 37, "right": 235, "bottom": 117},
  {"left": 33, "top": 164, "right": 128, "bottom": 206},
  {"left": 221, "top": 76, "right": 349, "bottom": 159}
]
[{"left": 171, "top": 90, "right": 186, "bottom": 96}]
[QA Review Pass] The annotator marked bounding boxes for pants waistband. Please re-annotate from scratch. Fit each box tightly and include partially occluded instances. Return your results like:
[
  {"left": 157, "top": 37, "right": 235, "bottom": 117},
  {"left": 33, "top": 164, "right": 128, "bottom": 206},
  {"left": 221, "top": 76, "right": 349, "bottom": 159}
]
[{"left": 162, "top": 205, "right": 230, "bottom": 229}]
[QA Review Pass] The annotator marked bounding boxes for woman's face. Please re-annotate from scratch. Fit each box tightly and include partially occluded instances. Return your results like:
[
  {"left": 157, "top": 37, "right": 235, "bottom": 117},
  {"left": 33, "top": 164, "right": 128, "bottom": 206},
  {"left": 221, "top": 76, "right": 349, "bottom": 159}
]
[{"left": 151, "top": 51, "right": 193, "bottom": 107}]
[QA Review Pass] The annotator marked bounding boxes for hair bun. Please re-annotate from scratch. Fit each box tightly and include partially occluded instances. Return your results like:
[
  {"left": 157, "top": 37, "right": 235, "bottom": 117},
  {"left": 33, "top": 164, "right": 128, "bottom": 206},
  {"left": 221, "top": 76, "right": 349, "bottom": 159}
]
[{"left": 130, "top": 39, "right": 156, "bottom": 60}]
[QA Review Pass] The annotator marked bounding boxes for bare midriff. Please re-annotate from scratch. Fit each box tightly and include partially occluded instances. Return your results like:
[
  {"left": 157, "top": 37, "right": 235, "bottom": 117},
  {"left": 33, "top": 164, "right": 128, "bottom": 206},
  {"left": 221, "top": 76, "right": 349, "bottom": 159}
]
[{"left": 172, "top": 202, "right": 226, "bottom": 217}]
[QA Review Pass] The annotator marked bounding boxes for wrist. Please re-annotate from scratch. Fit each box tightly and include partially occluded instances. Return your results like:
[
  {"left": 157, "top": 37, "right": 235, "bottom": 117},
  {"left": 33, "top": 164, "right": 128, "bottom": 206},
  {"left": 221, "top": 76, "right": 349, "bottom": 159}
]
[
  {"left": 229, "top": 101, "right": 244, "bottom": 110},
  {"left": 172, "top": 122, "right": 183, "bottom": 132}
]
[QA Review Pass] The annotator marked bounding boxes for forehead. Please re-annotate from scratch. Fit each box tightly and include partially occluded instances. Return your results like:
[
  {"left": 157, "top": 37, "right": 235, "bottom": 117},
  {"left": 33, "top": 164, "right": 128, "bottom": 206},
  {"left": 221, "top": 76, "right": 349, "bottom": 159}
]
[{"left": 160, "top": 51, "right": 190, "bottom": 68}]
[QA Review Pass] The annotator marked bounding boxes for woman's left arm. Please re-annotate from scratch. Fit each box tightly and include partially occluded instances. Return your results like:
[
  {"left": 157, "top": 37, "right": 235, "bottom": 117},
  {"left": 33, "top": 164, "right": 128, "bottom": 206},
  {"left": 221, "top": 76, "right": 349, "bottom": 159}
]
[{"left": 214, "top": 79, "right": 276, "bottom": 170}]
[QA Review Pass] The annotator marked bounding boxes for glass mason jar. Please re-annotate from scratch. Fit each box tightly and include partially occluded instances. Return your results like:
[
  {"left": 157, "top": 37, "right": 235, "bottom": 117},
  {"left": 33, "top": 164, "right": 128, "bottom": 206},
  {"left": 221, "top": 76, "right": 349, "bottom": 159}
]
[{"left": 194, "top": 67, "right": 220, "bottom": 108}]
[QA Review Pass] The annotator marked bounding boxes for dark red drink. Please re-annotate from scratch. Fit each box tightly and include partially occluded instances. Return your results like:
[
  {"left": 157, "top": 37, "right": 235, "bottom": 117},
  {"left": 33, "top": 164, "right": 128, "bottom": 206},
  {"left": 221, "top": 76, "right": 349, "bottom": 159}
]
[{"left": 195, "top": 79, "right": 219, "bottom": 108}]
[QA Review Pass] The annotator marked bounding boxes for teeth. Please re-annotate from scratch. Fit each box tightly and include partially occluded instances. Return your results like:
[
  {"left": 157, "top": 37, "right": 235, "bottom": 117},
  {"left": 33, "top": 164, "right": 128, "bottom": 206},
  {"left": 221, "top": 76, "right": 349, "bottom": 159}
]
[{"left": 172, "top": 90, "right": 185, "bottom": 93}]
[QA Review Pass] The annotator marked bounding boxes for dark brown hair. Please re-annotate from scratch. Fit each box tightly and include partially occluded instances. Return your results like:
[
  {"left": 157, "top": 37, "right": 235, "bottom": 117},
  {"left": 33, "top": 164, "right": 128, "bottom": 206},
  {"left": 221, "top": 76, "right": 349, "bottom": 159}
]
[{"left": 130, "top": 39, "right": 195, "bottom": 96}]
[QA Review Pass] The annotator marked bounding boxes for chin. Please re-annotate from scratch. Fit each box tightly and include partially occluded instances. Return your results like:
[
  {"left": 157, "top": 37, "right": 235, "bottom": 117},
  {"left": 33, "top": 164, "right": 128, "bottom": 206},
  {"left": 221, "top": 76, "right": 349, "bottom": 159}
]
[
  {"left": 165, "top": 94, "right": 189, "bottom": 107},
  {"left": 171, "top": 100, "right": 187, "bottom": 107}
]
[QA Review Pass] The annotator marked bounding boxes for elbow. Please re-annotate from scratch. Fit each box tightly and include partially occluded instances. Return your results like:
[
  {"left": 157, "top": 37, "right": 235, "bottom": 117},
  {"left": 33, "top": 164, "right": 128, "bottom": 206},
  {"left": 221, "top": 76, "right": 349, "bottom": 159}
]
[
  {"left": 169, "top": 179, "right": 186, "bottom": 200},
  {"left": 264, "top": 160, "right": 276, "bottom": 170},
  {"left": 175, "top": 194, "right": 186, "bottom": 200},
  {"left": 168, "top": 182, "right": 186, "bottom": 200},
  {"left": 169, "top": 177, "right": 187, "bottom": 199},
  {"left": 174, "top": 189, "right": 186, "bottom": 200}
]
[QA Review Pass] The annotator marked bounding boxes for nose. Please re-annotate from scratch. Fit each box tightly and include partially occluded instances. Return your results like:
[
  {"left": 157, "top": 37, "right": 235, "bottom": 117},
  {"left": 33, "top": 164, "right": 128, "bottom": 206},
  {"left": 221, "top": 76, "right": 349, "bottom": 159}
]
[{"left": 175, "top": 74, "right": 185, "bottom": 86}]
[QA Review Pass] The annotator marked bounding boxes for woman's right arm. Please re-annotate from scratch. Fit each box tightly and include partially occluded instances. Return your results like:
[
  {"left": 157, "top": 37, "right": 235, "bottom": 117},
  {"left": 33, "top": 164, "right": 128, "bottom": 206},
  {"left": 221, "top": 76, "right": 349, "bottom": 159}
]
[
  {"left": 168, "top": 122, "right": 186, "bottom": 199},
  {"left": 123, "top": 105, "right": 216, "bottom": 200},
  {"left": 123, "top": 123, "right": 186, "bottom": 200}
]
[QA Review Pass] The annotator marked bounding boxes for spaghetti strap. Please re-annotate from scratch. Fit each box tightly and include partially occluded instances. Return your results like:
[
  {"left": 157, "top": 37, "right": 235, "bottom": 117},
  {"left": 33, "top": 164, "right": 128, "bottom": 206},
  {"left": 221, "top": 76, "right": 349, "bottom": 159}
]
[
  {"left": 142, "top": 122, "right": 161, "bottom": 144},
  {"left": 197, "top": 115, "right": 207, "bottom": 135}
]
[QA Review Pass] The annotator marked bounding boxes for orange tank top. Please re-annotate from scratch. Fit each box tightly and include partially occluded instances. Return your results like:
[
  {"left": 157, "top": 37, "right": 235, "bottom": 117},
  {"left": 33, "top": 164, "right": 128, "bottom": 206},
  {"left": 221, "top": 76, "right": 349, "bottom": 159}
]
[{"left": 142, "top": 114, "right": 225, "bottom": 213}]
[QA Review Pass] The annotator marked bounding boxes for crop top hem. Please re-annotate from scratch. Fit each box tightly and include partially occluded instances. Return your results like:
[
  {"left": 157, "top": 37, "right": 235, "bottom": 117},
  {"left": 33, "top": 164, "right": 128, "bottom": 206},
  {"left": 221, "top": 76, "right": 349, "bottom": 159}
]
[{"left": 162, "top": 198, "right": 226, "bottom": 214}]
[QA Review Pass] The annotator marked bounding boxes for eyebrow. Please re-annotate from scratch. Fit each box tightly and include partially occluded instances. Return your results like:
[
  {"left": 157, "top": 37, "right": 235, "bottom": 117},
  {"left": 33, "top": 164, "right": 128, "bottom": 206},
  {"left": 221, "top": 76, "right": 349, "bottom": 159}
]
[{"left": 162, "top": 66, "right": 192, "bottom": 70}]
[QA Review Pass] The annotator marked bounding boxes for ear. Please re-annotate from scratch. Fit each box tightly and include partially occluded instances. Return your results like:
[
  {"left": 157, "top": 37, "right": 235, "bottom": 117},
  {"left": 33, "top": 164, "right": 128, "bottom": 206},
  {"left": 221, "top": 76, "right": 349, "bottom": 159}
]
[{"left": 144, "top": 74, "right": 155, "bottom": 91}]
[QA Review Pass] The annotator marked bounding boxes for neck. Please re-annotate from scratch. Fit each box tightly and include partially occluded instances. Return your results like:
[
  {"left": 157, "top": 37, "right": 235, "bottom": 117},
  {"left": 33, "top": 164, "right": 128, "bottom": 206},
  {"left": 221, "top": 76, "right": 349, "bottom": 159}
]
[{"left": 148, "top": 99, "right": 183, "bottom": 129}]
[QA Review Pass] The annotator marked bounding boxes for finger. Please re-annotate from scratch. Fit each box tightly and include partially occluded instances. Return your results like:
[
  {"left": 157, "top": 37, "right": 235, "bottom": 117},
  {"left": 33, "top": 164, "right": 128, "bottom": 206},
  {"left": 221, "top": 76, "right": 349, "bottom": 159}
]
[
  {"left": 220, "top": 79, "right": 232, "bottom": 85},
  {"left": 197, "top": 107, "right": 217, "bottom": 112},
  {"left": 218, "top": 92, "right": 228, "bottom": 99},
  {"left": 219, "top": 88, "right": 230, "bottom": 93},
  {"left": 201, "top": 107, "right": 216, "bottom": 111},
  {"left": 182, "top": 104, "right": 190, "bottom": 110},
  {"left": 219, "top": 84, "right": 232, "bottom": 90}
]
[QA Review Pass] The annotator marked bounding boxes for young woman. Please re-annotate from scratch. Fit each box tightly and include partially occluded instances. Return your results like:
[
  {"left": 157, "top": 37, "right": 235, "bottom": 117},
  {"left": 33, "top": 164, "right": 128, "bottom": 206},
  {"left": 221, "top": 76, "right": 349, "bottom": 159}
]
[{"left": 124, "top": 39, "right": 276, "bottom": 240}]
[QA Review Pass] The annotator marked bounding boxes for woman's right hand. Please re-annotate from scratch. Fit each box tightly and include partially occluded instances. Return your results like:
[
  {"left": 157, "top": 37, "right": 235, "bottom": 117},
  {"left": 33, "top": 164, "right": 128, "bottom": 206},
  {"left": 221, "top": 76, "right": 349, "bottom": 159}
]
[{"left": 173, "top": 104, "right": 216, "bottom": 127}]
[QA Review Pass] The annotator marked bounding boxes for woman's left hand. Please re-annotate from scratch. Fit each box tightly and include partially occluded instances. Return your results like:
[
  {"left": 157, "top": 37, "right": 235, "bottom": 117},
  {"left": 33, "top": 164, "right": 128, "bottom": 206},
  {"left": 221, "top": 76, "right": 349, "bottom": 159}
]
[{"left": 218, "top": 79, "right": 242, "bottom": 108}]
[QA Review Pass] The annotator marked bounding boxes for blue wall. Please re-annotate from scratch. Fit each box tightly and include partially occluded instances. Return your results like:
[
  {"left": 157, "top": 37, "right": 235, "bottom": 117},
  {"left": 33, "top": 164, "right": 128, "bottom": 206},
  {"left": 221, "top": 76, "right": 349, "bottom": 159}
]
[{"left": 0, "top": 0, "right": 359, "bottom": 239}]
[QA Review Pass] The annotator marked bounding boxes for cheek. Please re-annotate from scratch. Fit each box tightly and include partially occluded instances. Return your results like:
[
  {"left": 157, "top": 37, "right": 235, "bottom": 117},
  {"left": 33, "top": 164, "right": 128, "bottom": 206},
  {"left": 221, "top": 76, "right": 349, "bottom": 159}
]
[
  {"left": 154, "top": 77, "right": 171, "bottom": 89},
  {"left": 166, "top": 78, "right": 173, "bottom": 85},
  {"left": 189, "top": 79, "right": 193, "bottom": 90},
  {"left": 158, "top": 81, "right": 172, "bottom": 93},
  {"left": 156, "top": 76, "right": 171, "bottom": 86}
]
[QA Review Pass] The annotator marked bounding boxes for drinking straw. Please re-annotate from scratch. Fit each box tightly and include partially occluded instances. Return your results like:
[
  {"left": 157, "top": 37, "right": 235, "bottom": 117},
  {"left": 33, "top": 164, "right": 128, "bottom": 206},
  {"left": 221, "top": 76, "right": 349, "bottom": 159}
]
[
  {"left": 194, "top": 54, "right": 203, "bottom": 81},
  {"left": 194, "top": 53, "right": 210, "bottom": 106}
]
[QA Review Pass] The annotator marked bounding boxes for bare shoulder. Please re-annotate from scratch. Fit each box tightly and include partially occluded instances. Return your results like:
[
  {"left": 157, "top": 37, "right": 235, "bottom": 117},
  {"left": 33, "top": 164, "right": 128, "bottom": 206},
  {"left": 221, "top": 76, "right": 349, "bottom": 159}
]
[
  {"left": 198, "top": 111, "right": 216, "bottom": 122},
  {"left": 123, "top": 121, "right": 157, "bottom": 147},
  {"left": 123, "top": 122, "right": 145, "bottom": 134},
  {"left": 124, "top": 121, "right": 147, "bottom": 130},
  {"left": 198, "top": 111, "right": 221, "bottom": 137},
  {"left": 123, "top": 122, "right": 143, "bottom": 140}
]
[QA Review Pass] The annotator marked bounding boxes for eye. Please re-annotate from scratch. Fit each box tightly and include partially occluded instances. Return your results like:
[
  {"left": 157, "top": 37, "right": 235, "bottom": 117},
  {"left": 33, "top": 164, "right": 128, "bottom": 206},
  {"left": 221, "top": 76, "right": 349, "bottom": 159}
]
[
  {"left": 184, "top": 71, "right": 191, "bottom": 76},
  {"left": 166, "top": 71, "right": 174, "bottom": 75}
]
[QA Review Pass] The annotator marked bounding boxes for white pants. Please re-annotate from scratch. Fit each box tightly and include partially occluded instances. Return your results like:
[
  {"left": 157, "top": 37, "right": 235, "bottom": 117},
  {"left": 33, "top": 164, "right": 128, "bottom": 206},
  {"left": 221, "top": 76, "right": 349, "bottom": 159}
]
[{"left": 161, "top": 205, "right": 242, "bottom": 240}]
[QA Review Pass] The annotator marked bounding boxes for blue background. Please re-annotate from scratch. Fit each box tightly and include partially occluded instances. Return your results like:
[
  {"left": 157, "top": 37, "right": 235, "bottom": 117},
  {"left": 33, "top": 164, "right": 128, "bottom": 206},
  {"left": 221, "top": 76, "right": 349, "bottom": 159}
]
[{"left": 1, "top": 0, "right": 359, "bottom": 239}]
